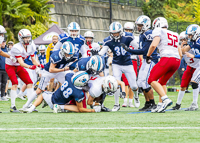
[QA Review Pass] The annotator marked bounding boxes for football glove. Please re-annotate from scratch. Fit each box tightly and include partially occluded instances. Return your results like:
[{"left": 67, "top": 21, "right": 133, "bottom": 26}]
[
  {"left": 120, "top": 92, "right": 126, "bottom": 99},
  {"left": 38, "top": 64, "right": 44, "bottom": 69},
  {"left": 120, "top": 43, "right": 130, "bottom": 51},
  {"left": 90, "top": 49, "right": 99, "bottom": 55},
  {"left": 9, "top": 56, "right": 17, "bottom": 63},
  {"left": 29, "top": 65, "right": 37, "bottom": 70},
  {"left": 93, "top": 106, "right": 101, "bottom": 113},
  {"left": 146, "top": 56, "right": 152, "bottom": 64}
]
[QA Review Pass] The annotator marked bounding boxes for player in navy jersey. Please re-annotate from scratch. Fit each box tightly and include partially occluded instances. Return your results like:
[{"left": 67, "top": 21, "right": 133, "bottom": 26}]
[
  {"left": 23, "top": 71, "right": 101, "bottom": 113},
  {"left": 99, "top": 21, "right": 140, "bottom": 111},
  {"left": 19, "top": 41, "right": 77, "bottom": 112},
  {"left": 181, "top": 25, "right": 200, "bottom": 111},
  {"left": 38, "top": 45, "right": 46, "bottom": 65},
  {"left": 122, "top": 15, "right": 158, "bottom": 111},
  {"left": 53, "top": 22, "right": 86, "bottom": 59}
]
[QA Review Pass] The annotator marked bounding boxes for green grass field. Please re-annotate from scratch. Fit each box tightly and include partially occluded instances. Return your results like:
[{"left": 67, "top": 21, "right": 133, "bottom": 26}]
[{"left": 0, "top": 88, "right": 200, "bottom": 143}]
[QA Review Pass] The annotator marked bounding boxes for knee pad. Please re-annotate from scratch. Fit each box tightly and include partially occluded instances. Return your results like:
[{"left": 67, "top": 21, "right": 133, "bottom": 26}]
[
  {"left": 191, "top": 82, "right": 198, "bottom": 89},
  {"left": 144, "top": 87, "right": 151, "bottom": 93},
  {"left": 130, "top": 85, "right": 138, "bottom": 91}
]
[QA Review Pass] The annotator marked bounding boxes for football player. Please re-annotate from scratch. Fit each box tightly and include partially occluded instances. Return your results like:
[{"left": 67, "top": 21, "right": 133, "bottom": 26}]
[
  {"left": 146, "top": 17, "right": 181, "bottom": 113},
  {"left": 5, "top": 29, "right": 43, "bottom": 112},
  {"left": 177, "top": 25, "right": 200, "bottom": 111},
  {"left": 122, "top": 16, "right": 158, "bottom": 111},
  {"left": 99, "top": 22, "right": 140, "bottom": 111},
  {"left": 38, "top": 45, "right": 46, "bottom": 65},
  {"left": 19, "top": 41, "right": 76, "bottom": 112},
  {"left": 23, "top": 71, "right": 101, "bottom": 113}
]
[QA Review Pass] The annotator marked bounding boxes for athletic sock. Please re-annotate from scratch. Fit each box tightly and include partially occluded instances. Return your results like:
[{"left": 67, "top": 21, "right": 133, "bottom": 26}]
[
  {"left": 177, "top": 90, "right": 185, "bottom": 105},
  {"left": 150, "top": 99, "right": 155, "bottom": 105},
  {"left": 133, "top": 90, "right": 138, "bottom": 98},
  {"left": 18, "top": 90, "right": 23, "bottom": 96},
  {"left": 23, "top": 90, "right": 37, "bottom": 108},
  {"left": 29, "top": 105, "right": 36, "bottom": 112},
  {"left": 161, "top": 95, "right": 168, "bottom": 101},
  {"left": 129, "top": 98, "right": 133, "bottom": 103},
  {"left": 124, "top": 98, "right": 127, "bottom": 104},
  {"left": 114, "top": 89, "right": 120, "bottom": 105},
  {"left": 193, "top": 88, "right": 199, "bottom": 104},
  {"left": 60, "top": 105, "right": 64, "bottom": 110},
  {"left": 158, "top": 102, "right": 162, "bottom": 106},
  {"left": 10, "top": 90, "right": 17, "bottom": 107}
]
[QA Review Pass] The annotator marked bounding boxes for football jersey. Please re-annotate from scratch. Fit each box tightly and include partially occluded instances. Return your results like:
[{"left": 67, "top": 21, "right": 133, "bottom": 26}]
[
  {"left": 44, "top": 50, "right": 76, "bottom": 72},
  {"left": 51, "top": 73, "right": 85, "bottom": 105},
  {"left": 6, "top": 42, "right": 36, "bottom": 66},
  {"left": 54, "top": 33, "right": 85, "bottom": 58},
  {"left": 152, "top": 28, "right": 180, "bottom": 59},
  {"left": 24, "top": 51, "right": 38, "bottom": 65},
  {"left": 88, "top": 76, "right": 105, "bottom": 98},
  {"left": 38, "top": 54, "right": 46, "bottom": 65},
  {"left": 99, "top": 32, "right": 135, "bottom": 65},
  {"left": 183, "top": 49, "right": 199, "bottom": 68},
  {"left": 130, "top": 36, "right": 139, "bottom": 60},
  {"left": 80, "top": 42, "right": 100, "bottom": 57}
]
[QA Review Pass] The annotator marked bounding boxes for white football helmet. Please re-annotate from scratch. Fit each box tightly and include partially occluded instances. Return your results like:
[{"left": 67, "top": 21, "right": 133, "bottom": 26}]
[
  {"left": 87, "top": 55, "right": 103, "bottom": 74},
  {"left": 109, "top": 22, "right": 123, "bottom": 40},
  {"left": 84, "top": 31, "right": 94, "bottom": 45},
  {"left": 18, "top": 29, "right": 32, "bottom": 45},
  {"left": 124, "top": 22, "right": 135, "bottom": 33},
  {"left": 72, "top": 71, "right": 89, "bottom": 87},
  {"left": 38, "top": 45, "right": 46, "bottom": 55},
  {"left": 135, "top": 15, "right": 151, "bottom": 32},
  {"left": 152, "top": 17, "right": 168, "bottom": 29},
  {"left": 102, "top": 76, "right": 118, "bottom": 93},
  {"left": 67, "top": 22, "right": 80, "bottom": 39},
  {"left": 179, "top": 31, "right": 187, "bottom": 41},
  {"left": 60, "top": 41, "right": 75, "bottom": 61},
  {"left": 0, "top": 25, "right": 6, "bottom": 44},
  {"left": 185, "top": 24, "right": 200, "bottom": 41}
]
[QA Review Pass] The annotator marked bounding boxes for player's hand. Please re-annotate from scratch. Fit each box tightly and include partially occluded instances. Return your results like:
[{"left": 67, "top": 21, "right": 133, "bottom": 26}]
[
  {"left": 63, "top": 66, "right": 69, "bottom": 71},
  {"left": 38, "top": 64, "right": 44, "bottom": 69},
  {"left": 93, "top": 106, "right": 101, "bottom": 113},
  {"left": 29, "top": 65, "right": 37, "bottom": 70},
  {"left": 120, "top": 43, "right": 129, "bottom": 51},
  {"left": 185, "top": 52, "right": 194, "bottom": 58},
  {"left": 90, "top": 49, "right": 99, "bottom": 55},
  {"left": 120, "top": 92, "right": 126, "bottom": 99},
  {"left": 146, "top": 56, "right": 152, "bottom": 64},
  {"left": 10, "top": 56, "right": 17, "bottom": 63}
]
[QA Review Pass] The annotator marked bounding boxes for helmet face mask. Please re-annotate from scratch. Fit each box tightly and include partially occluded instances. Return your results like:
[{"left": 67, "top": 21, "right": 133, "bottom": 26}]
[
  {"left": 85, "top": 37, "right": 93, "bottom": 46},
  {"left": 102, "top": 76, "right": 118, "bottom": 94}
]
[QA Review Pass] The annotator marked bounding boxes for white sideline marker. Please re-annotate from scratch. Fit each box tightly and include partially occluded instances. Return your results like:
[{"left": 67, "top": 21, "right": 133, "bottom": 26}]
[{"left": 0, "top": 127, "right": 200, "bottom": 130}]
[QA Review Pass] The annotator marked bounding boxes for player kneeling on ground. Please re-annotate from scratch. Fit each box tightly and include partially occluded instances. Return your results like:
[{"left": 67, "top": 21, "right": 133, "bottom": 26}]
[
  {"left": 23, "top": 71, "right": 101, "bottom": 113},
  {"left": 87, "top": 75, "right": 126, "bottom": 110}
]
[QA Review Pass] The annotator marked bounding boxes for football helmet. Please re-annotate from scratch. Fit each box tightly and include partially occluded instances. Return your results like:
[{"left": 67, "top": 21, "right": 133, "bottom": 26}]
[
  {"left": 84, "top": 31, "right": 94, "bottom": 45},
  {"left": 109, "top": 22, "right": 123, "bottom": 40},
  {"left": 135, "top": 15, "right": 151, "bottom": 32},
  {"left": 60, "top": 41, "right": 75, "bottom": 61},
  {"left": 185, "top": 24, "right": 200, "bottom": 41},
  {"left": 18, "top": 29, "right": 32, "bottom": 45},
  {"left": 152, "top": 17, "right": 168, "bottom": 29},
  {"left": 86, "top": 55, "right": 103, "bottom": 74},
  {"left": 67, "top": 22, "right": 80, "bottom": 38},
  {"left": 72, "top": 71, "right": 89, "bottom": 87},
  {"left": 102, "top": 76, "right": 118, "bottom": 93},
  {"left": 124, "top": 22, "right": 135, "bottom": 33},
  {"left": 179, "top": 31, "right": 187, "bottom": 41},
  {"left": 38, "top": 45, "right": 46, "bottom": 55}
]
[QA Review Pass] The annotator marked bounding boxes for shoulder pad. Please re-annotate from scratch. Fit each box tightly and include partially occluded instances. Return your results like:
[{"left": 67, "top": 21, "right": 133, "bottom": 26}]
[
  {"left": 144, "top": 30, "right": 153, "bottom": 41},
  {"left": 59, "top": 33, "right": 68, "bottom": 41},
  {"left": 124, "top": 32, "right": 133, "bottom": 37},
  {"left": 103, "top": 36, "right": 111, "bottom": 43},
  {"left": 79, "top": 35, "right": 85, "bottom": 41},
  {"left": 50, "top": 51, "right": 62, "bottom": 63}
]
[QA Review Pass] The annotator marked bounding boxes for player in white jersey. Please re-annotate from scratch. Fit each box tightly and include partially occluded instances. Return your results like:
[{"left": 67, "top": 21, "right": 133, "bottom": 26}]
[
  {"left": 80, "top": 31, "right": 100, "bottom": 57},
  {"left": 5, "top": 29, "right": 43, "bottom": 112},
  {"left": 87, "top": 75, "right": 126, "bottom": 109},
  {"left": 178, "top": 25, "right": 200, "bottom": 111},
  {"left": 146, "top": 17, "right": 181, "bottom": 113},
  {"left": 172, "top": 30, "right": 200, "bottom": 110}
]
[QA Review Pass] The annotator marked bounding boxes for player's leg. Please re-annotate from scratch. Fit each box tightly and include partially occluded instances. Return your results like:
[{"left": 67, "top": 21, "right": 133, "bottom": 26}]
[
  {"left": 172, "top": 66, "right": 194, "bottom": 110},
  {"left": 121, "top": 73, "right": 129, "bottom": 107},
  {"left": 5, "top": 64, "right": 20, "bottom": 112},
  {"left": 124, "top": 65, "right": 139, "bottom": 108},
  {"left": 185, "top": 67, "right": 200, "bottom": 111},
  {"left": 112, "top": 64, "right": 122, "bottom": 111},
  {"left": 128, "top": 88, "right": 134, "bottom": 107},
  {"left": 17, "top": 84, "right": 27, "bottom": 100}
]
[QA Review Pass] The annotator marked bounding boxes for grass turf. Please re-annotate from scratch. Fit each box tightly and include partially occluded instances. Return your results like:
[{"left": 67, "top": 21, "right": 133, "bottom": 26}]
[{"left": 0, "top": 89, "right": 200, "bottom": 143}]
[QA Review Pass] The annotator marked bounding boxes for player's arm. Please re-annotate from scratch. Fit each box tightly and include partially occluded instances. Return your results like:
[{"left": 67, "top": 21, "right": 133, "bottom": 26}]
[
  {"left": 76, "top": 101, "right": 95, "bottom": 113},
  {"left": 80, "top": 45, "right": 87, "bottom": 58},
  {"left": 98, "top": 46, "right": 108, "bottom": 56},
  {"left": 181, "top": 44, "right": 191, "bottom": 54},
  {"left": 147, "top": 36, "right": 160, "bottom": 57},
  {"left": 53, "top": 41, "right": 62, "bottom": 51},
  {"left": 17, "top": 57, "right": 34, "bottom": 69},
  {"left": 178, "top": 46, "right": 182, "bottom": 59},
  {"left": 31, "top": 56, "right": 40, "bottom": 66},
  {"left": 87, "top": 95, "right": 101, "bottom": 106},
  {"left": 117, "top": 80, "right": 125, "bottom": 92},
  {"left": 0, "top": 50, "right": 10, "bottom": 58},
  {"left": 49, "top": 62, "right": 69, "bottom": 73}
]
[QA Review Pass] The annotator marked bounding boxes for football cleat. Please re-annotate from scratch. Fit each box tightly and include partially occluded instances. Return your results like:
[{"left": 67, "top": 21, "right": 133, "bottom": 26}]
[
  {"left": 157, "top": 98, "right": 172, "bottom": 113},
  {"left": 134, "top": 96, "right": 140, "bottom": 108},
  {"left": 185, "top": 103, "right": 198, "bottom": 111},
  {"left": 129, "top": 102, "right": 134, "bottom": 108},
  {"left": 42, "top": 100, "right": 48, "bottom": 108},
  {"left": 172, "top": 103, "right": 181, "bottom": 110},
  {"left": 101, "top": 106, "right": 112, "bottom": 112},
  {"left": 122, "top": 102, "right": 127, "bottom": 107},
  {"left": 139, "top": 103, "right": 151, "bottom": 111},
  {"left": 19, "top": 107, "right": 29, "bottom": 113},
  {"left": 112, "top": 104, "right": 120, "bottom": 112},
  {"left": 17, "top": 94, "right": 26, "bottom": 100},
  {"left": 146, "top": 104, "right": 157, "bottom": 111},
  {"left": 10, "top": 106, "right": 20, "bottom": 113},
  {"left": 22, "top": 108, "right": 33, "bottom": 113},
  {"left": 1, "top": 96, "right": 9, "bottom": 101},
  {"left": 53, "top": 104, "right": 61, "bottom": 113},
  {"left": 151, "top": 104, "right": 165, "bottom": 113}
]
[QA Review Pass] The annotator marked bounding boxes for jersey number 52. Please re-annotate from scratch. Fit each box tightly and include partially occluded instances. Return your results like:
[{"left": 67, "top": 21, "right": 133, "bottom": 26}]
[
  {"left": 167, "top": 33, "right": 178, "bottom": 48},
  {"left": 61, "top": 81, "right": 73, "bottom": 98}
]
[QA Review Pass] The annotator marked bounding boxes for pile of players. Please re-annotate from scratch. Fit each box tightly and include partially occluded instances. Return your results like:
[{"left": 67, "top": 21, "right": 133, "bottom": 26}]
[{"left": 0, "top": 14, "right": 199, "bottom": 113}]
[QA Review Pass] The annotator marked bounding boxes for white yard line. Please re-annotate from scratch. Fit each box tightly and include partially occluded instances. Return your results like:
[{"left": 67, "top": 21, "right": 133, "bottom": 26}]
[{"left": 0, "top": 127, "right": 200, "bottom": 130}]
